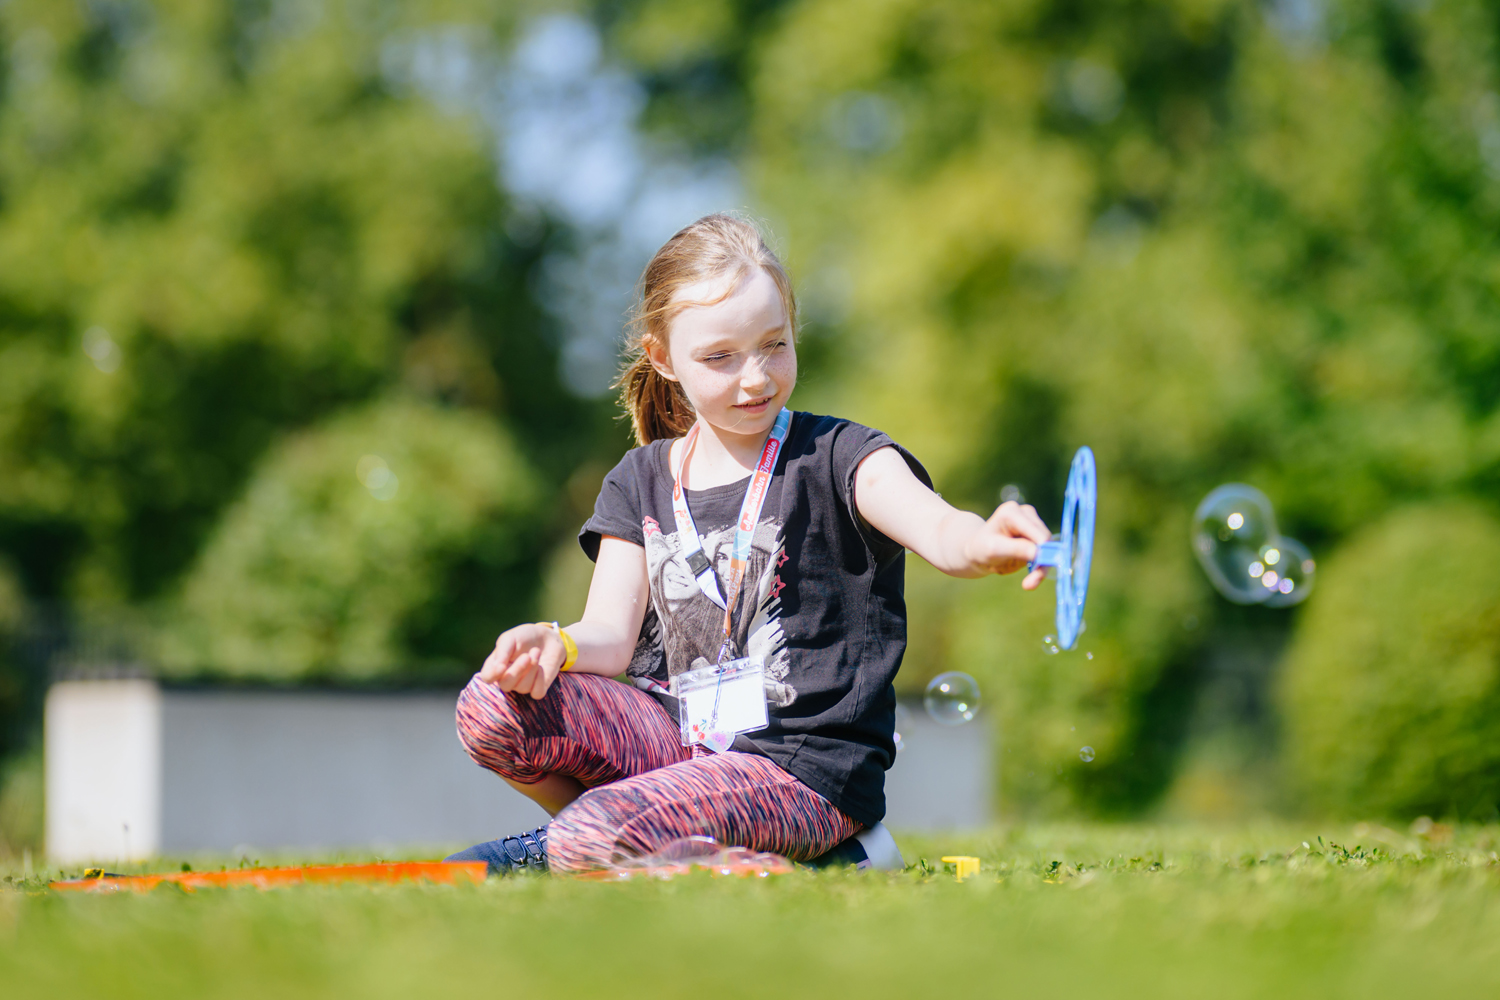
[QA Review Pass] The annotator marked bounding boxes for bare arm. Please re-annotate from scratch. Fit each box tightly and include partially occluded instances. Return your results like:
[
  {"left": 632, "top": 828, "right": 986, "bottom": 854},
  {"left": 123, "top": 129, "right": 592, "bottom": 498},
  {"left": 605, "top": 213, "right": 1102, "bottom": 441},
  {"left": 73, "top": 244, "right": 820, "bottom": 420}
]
[
  {"left": 853, "top": 446, "right": 1052, "bottom": 586},
  {"left": 478, "top": 535, "right": 650, "bottom": 699}
]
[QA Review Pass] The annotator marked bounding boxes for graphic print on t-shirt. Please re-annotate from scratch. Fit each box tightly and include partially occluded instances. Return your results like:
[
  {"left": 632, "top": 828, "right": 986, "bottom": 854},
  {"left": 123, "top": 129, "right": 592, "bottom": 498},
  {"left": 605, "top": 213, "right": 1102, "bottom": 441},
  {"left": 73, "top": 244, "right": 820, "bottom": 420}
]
[{"left": 641, "top": 514, "right": 796, "bottom": 708}]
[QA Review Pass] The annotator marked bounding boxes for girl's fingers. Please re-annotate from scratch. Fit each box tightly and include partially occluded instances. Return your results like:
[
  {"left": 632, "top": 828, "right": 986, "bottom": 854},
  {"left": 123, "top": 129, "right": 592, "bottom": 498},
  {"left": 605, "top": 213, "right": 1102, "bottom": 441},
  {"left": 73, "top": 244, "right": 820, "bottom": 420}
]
[
  {"left": 479, "top": 646, "right": 511, "bottom": 684},
  {"left": 986, "top": 501, "right": 1052, "bottom": 546},
  {"left": 526, "top": 662, "right": 554, "bottom": 700},
  {"left": 981, "top": 534, "right": 1035, "bottom": 573},
  {"left": 503, "top": 650, "right": 539, "bottom": 693},
  {"left": 1021, "top": 566, "right": 1048, "bottom": 590},
  {"left": 480, "top": 630, "right": 523, "bottom": 684},
  {"left": 537, "top": 635, "right": 566, "bottom": 675},
  {"left": 1017, "top": 504, "right": 1052, "bottom": 544}
]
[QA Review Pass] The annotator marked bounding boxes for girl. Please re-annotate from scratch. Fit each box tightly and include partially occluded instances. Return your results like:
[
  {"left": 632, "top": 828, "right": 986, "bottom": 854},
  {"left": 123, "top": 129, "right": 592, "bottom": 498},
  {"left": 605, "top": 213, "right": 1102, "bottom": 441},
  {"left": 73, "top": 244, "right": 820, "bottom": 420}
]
[{"left": 447, "top": 214, "right": 1051, "bottom": 874}]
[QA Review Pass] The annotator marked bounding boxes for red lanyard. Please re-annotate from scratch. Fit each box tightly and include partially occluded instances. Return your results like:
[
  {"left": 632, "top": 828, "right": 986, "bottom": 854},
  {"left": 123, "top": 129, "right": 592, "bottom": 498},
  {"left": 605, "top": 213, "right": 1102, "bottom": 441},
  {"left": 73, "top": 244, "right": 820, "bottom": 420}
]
[{"left": 670, "top": 408, "right": 792, "bottom": 662}]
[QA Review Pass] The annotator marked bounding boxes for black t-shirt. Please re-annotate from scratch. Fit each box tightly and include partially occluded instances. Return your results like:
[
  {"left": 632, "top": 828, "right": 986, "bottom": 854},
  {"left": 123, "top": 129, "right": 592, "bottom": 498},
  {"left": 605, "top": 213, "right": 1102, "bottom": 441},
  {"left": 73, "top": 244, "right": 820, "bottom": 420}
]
[{"left": 579, "top": 411, "right": 931, "bottom": 827}]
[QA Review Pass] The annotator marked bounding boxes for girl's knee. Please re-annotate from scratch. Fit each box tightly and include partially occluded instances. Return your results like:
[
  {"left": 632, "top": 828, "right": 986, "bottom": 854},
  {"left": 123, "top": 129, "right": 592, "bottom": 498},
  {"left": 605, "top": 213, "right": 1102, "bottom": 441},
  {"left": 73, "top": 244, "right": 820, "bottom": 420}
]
[{"left": 454, "top": 676, "right": 523, "bottom": 766}]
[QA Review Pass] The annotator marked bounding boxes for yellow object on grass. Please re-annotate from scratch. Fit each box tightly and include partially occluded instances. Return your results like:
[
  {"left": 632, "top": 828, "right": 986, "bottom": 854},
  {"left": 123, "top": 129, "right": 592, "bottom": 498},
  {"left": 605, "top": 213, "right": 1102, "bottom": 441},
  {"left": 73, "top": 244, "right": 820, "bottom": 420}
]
[{"left": 940, "top": 856, "right": 980, "bottom": 881}]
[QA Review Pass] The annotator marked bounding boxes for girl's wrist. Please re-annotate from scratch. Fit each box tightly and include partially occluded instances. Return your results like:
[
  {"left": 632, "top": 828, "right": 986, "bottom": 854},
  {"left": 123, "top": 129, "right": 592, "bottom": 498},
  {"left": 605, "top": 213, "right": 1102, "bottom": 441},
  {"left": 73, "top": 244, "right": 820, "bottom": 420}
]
[{"left": 537, "top": 621, "right": 579, "bottom": 671}]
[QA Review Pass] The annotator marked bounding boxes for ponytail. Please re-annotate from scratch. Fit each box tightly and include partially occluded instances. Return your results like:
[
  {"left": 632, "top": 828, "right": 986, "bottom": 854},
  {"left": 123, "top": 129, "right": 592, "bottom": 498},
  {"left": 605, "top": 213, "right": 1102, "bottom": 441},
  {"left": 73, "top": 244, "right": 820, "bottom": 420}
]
[
  {"left": 618, "top": 351, "right": 696, "bottom": 446},
  {"left": 617, "top": 213, "right": 798, "bottom": 446}
]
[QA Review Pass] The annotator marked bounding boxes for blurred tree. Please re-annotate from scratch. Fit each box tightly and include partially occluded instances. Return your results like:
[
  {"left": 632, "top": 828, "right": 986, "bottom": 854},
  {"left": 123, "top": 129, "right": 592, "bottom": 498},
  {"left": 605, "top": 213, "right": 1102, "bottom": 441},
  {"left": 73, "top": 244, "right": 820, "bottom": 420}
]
[
  {"left": 0, "top": 2, "right": 617, "bottom": 694},
  {"left": 1277, "top": 502, "right": 1500, "bottom": 820},
  {"left": 159, "top": 396, "right": 542, "bottom": 680}
]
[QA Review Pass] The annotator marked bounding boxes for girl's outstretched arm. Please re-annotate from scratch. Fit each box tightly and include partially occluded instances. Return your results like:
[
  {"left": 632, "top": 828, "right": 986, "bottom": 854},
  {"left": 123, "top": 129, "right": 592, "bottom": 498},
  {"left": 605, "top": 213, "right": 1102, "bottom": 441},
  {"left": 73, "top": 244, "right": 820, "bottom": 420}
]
[
  {"left": 479, "top": 535, "right": 650, "bottom": 699},
  {"left": 853, "top": 446, "right": 1053, "bottom": 586}
]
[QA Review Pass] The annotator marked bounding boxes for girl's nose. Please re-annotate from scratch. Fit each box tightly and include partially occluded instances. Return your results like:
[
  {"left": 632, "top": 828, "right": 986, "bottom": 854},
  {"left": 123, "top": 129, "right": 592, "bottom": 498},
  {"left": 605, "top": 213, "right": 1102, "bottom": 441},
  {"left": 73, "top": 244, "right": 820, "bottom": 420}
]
[{"left": 741, "top": 354, "right": 773, "bottom": 392}]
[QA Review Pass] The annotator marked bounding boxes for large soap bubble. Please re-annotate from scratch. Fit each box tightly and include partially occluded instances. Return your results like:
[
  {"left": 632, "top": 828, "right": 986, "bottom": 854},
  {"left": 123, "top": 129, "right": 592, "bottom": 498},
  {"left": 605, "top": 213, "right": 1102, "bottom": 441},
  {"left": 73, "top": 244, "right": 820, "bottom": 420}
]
[
  {"left": 596, "top": 836, "right": 793, "bottom": 880},
  {"left": 924, "top": 672, "right": 981, "bottom": 726},
  {"left": 1258, "top": 537, "right": 1316, "bottom": 607},
  {"left": 1192, "top": 484, "right": 1278, "bottom": 604}
]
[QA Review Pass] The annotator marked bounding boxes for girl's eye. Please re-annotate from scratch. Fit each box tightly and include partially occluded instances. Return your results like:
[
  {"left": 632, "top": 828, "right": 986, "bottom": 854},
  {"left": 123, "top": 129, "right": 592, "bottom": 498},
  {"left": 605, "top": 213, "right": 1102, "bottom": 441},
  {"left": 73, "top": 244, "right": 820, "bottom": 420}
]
[{"left": 703, "top": 354, "right": 731, "bottom": 363}]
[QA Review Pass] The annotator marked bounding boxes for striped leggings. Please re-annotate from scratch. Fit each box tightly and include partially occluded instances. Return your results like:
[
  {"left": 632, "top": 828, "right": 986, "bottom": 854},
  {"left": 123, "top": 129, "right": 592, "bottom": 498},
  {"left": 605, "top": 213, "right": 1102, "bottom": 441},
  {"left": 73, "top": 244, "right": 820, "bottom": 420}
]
[{"left": 455, "top": 673, "right": 862, "bottom": 873}]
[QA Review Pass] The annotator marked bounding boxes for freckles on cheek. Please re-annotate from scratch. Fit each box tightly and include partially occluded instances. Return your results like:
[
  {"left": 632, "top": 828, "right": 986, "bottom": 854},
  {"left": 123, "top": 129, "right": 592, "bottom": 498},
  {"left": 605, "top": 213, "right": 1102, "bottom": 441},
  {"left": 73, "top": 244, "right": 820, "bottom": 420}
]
[{"left": 681, "top": 365, "right": 736, "bottom": 404}]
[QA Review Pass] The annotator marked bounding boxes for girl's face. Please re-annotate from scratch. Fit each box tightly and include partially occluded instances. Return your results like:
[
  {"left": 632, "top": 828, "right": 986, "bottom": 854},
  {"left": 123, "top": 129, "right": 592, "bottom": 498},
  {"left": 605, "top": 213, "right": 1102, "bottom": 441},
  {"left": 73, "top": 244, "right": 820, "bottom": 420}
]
[{"left": 647, "top": 266, "right": 797, "bottom": 441}]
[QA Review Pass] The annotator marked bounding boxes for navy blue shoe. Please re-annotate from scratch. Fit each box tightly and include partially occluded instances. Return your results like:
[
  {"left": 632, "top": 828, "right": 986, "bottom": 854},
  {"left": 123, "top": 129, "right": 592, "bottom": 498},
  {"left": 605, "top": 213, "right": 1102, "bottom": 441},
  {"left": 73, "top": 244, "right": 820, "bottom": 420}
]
[{"left": 446, "top": 824, "right": 549, "bottom": 875}]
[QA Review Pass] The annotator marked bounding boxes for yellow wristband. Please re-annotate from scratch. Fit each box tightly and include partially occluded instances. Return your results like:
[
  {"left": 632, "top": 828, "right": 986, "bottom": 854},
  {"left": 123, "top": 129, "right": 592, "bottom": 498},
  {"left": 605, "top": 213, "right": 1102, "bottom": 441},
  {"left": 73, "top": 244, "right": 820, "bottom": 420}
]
[{"left": 540, "top": 621, "right": 578, "bottom": 671}]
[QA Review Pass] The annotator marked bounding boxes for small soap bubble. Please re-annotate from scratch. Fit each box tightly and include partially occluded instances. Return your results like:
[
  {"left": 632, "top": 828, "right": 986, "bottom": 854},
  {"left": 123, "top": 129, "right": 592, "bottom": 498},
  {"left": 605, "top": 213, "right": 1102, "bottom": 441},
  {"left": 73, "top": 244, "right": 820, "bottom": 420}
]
[
  {"left": 356, "top": 454, "right": 400, "bottom": 501},
  {"left": 1085, "top": 652, "right": 1094, "bottom": 660},
  {"left": 893, "top": 702, "right": 912, "bottom": 752},
  {"left": 1042, "top": 633, "right": 1060, "bottom": 655},
  {"left": 81, "top": 326, "right": 123, "bottom": 373},
  {"left": 1262, "top": 537, "right": 1315, "bottom": 607},
  {"left": 924, "top": 672, "right": 981, "bottom": 726},
  {"left": 1192, "top": 484, "right": 1278, "bottom": 604},
  {"left": 1079, "top": 746, "right": 1095, "bottom": 762}
]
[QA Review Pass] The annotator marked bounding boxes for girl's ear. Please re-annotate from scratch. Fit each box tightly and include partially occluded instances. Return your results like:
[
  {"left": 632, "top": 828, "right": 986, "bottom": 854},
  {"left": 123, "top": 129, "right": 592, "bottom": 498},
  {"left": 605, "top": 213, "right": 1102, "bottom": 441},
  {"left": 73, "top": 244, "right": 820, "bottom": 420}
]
[{"left": 644, "top": 336, "right": 678, "bottom": 382}]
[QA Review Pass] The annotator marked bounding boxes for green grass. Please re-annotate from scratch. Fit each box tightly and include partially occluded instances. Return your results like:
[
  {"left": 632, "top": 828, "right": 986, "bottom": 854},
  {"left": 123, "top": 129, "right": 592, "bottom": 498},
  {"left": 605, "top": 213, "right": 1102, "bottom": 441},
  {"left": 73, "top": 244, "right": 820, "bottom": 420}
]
[{"left": 3, "top": 823, "right": 1499, "bottom": 999}]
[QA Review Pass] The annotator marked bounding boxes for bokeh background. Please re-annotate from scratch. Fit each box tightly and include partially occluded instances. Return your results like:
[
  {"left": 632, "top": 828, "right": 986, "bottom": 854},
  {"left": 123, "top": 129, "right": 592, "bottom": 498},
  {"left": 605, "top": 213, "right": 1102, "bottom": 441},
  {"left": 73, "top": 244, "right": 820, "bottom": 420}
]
[{"left": 3, "top": 0, "right": 1500, "bottom": 857}]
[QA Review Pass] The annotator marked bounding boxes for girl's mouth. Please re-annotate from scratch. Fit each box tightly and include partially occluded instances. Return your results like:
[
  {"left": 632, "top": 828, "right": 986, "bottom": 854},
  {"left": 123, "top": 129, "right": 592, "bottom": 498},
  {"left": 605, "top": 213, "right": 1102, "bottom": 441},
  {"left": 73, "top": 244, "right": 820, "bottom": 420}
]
[{"left": 734, "top": 396, "right": 774, "bottom": 413}]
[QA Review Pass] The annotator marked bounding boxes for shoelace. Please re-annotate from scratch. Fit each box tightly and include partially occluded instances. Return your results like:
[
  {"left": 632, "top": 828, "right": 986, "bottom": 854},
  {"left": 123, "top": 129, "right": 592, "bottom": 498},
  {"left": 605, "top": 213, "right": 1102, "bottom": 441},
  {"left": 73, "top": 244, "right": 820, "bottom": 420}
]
[{"left": 498, "top": 825, "right": 548, "bottom": 872}]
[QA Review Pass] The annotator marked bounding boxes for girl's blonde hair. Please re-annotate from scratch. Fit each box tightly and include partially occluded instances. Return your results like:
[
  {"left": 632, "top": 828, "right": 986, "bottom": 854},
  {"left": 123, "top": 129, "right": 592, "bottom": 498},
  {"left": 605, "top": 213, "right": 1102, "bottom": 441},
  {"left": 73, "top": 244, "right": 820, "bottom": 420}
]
[{"left": 617, "top": 213, "right": 798, "bottom": 446}]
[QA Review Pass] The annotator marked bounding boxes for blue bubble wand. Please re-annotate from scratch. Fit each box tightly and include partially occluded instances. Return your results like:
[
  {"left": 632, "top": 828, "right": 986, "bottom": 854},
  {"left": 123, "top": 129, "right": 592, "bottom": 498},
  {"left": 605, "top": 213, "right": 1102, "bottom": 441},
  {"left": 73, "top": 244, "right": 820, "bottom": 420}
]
[{"left": 1026, "top": 446, "right": 1096, "bottom": 650}]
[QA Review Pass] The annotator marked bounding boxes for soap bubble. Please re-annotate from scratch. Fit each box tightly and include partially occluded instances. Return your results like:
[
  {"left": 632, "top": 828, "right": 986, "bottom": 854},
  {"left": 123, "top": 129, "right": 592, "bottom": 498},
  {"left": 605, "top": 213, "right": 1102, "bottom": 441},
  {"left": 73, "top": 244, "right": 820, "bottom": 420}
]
[
  {"left": 1192, "top": 484, "right": 1278, "bottom": 604},
  {"left": 1042, "top": 634, "right": 1060, "bottom": 655},
  {"left": 893, "top": 702, "right": 911, "bottom": 752},
  {"left": 650, "top": 836, "right": 721, "bottom": 864},
  {"left": 81, "top": 326, "right": 122, "bottom": 373},
  {"left": 356, "top": 454, "right": 400, "bottom": 501},
  {"left": 1079, "top": 746, "right": 1095, "bottom": 762},
  {"left": 924, "top": 672, "right": 981, "bottom": 726},
  {"left": 1261, "top": 537, "right": 1315, "bottom": 607},
  {"left": 600, "top": 836, "right": 792, "bottom": 880}
]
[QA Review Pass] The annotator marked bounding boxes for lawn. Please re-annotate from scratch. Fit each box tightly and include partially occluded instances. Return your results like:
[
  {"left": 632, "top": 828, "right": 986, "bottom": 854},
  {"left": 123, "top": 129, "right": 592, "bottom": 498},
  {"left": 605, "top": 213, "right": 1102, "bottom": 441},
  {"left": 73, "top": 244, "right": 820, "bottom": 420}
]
[{"left": 3, "top": 822, "right": 1498, "bottom": 999}]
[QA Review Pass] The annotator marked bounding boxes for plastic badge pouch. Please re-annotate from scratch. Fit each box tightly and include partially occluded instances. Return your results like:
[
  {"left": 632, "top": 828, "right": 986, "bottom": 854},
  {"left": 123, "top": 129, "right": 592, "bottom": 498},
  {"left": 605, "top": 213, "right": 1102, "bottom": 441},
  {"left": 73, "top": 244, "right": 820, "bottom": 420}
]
[
  {"left": 670, "top": 656, "right": 769, "bottom": 751},
  {"left": 1026, "top": 446, "right": 1097, "bottom": 650}
]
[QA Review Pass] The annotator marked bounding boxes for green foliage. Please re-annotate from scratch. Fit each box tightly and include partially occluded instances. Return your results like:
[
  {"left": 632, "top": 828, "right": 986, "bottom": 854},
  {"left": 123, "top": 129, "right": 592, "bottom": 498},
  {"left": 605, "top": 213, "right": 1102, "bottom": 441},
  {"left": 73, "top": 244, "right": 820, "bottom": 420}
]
[
  {"left": 159, "top": 397, "right": 542, "bottom": 680},
  {"left": 0, "top": 560, "right": 31, "bottom": 758},
  {"left": 1278, "top": 502, "right": 1500, "bottom": 820},
  {"left": 0, "top": 0, "right": 582, "bottom": 611},
  {"left": 0, "top": 744, "right": 42, "bottom": 858}
]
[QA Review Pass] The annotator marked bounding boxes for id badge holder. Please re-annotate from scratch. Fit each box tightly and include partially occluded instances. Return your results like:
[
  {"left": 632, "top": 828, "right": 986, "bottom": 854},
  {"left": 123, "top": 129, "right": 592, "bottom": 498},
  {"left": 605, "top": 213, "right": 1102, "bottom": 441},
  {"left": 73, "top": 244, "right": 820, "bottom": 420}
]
[{"left": 670, "top": 656, "right": 769, "bottom": 754}]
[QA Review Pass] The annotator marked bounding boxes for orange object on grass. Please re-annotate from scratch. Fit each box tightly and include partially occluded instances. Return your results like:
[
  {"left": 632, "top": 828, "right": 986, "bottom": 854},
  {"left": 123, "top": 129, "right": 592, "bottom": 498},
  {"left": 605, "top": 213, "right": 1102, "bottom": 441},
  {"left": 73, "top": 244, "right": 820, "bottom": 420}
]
[{"left": 49, "top": 860, "right": 488, "bottom": 893}]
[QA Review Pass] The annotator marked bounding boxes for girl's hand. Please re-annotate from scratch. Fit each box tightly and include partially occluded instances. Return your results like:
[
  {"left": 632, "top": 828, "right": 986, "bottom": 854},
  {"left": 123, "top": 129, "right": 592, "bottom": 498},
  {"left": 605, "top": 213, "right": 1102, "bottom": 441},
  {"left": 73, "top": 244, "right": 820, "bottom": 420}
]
[
  {"left": 963, "top": 501, "right": 1054, "bottom": 589},
  {"left": 479, "top": 623, "right": 567, "bottom": 700}
]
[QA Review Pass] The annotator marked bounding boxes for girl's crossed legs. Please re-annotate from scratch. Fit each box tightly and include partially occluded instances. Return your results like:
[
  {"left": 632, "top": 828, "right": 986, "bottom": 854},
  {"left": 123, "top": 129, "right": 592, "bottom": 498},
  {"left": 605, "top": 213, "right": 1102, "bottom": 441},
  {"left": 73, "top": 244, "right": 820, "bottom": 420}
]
[{"left": 455, "top": 672, "right": 861, "bottom": 874}]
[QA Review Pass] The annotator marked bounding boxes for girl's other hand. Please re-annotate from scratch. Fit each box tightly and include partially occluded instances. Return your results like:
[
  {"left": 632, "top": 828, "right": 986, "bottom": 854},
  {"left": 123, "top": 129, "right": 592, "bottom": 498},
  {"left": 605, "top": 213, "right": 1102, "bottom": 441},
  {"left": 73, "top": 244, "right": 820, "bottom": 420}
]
[
  {"left": 479, "top": 623, "right": 566, "bottom": 699},
  {"left": 967, "top": 501, "right": 1054, "bottom": 589}
]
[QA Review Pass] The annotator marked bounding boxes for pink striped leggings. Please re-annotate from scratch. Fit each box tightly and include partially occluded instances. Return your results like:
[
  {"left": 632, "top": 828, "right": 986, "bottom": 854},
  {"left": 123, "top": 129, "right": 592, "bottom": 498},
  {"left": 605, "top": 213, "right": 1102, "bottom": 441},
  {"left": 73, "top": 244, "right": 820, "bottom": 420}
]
[{"left": 455, "top": 673, "right": 861, "bottom": 873}]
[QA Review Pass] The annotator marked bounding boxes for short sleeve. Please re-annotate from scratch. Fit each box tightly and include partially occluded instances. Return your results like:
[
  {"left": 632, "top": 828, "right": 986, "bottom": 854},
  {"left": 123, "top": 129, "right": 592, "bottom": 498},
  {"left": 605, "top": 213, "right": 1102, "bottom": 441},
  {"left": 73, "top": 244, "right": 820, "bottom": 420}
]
[
  {"left": 578, "top": 450, "right": 649, "bottom": 561},
  {"left": 829, "top": 421, "right": 932, "bottom": 552}
]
